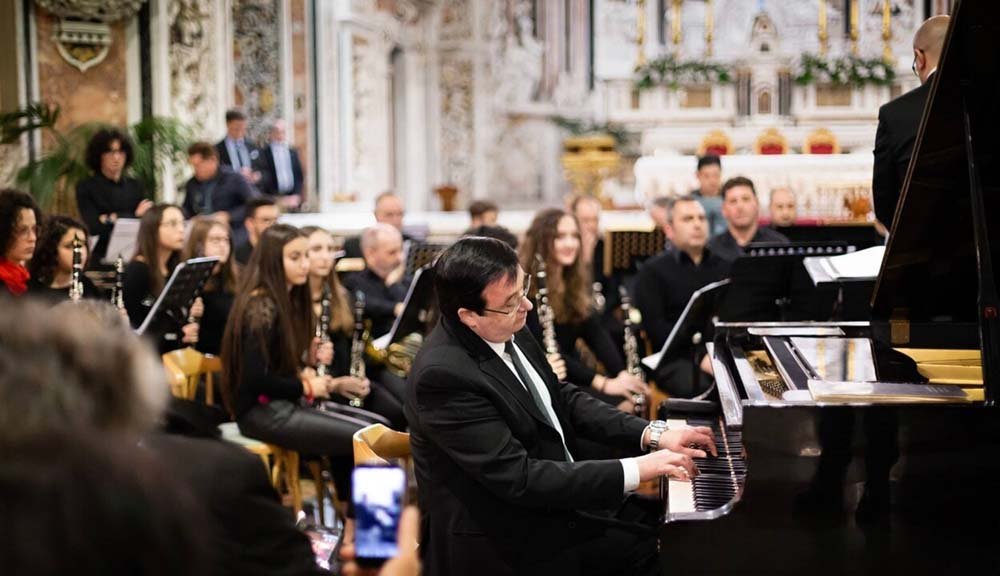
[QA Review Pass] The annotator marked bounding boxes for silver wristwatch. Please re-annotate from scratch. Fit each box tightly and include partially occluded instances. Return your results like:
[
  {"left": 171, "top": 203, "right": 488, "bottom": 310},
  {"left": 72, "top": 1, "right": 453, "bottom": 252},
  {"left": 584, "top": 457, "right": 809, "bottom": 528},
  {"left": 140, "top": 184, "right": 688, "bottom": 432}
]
[{"left": 647, "top": 420, "right": 669, "bottom": 451}]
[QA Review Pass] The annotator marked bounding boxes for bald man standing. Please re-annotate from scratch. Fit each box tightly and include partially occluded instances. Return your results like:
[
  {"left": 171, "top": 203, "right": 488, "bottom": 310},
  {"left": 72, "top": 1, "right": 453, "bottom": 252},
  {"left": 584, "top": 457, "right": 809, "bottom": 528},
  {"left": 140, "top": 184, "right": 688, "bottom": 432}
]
[{"left": 872, "top": 15, "right": 950, "bottom": 229}]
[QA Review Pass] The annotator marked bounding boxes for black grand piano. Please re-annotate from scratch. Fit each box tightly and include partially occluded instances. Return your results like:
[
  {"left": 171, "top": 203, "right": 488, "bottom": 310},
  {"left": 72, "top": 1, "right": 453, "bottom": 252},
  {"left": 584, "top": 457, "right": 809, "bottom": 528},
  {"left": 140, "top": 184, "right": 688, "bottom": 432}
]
[{"left": 657, "top": 1, "right": 1000, "bottom": 573}]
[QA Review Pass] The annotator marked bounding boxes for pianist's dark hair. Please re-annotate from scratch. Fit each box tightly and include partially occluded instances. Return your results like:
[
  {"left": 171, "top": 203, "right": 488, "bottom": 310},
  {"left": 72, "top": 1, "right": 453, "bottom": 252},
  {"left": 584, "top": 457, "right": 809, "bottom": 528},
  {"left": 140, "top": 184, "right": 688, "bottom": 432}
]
[
  {"left": 434, "top": 236, "right": 519, "bottom": 323},
  {"left": 721, "top": 176, "right": 757, "bottom": 200}
]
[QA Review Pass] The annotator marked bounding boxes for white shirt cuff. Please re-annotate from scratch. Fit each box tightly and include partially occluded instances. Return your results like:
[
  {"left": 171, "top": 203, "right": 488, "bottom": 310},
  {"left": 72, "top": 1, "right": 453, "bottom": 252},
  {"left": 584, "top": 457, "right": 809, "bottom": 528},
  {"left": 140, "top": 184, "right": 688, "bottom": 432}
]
[{"left": 621, "top": 457, "right": 641, "bottom": 493}]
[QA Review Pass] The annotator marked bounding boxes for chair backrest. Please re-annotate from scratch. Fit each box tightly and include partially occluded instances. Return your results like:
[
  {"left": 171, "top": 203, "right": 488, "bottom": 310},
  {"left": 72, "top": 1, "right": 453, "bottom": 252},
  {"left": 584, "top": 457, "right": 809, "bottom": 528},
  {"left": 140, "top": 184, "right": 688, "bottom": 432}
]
[
  {"left": 161, "top": 347, "right": 206, "bottom": 400},
  {"left": 352, "top": 423, "right": 411, "bottom": 466}
]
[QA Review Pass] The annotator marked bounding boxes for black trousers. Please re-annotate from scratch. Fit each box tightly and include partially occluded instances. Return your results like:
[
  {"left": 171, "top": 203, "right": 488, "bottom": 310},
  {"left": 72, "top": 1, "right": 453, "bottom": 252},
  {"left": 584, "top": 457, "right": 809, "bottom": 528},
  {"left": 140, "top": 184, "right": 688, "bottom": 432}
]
[{"left": 238, "top": 400, "right": 366, "bottom": 504}]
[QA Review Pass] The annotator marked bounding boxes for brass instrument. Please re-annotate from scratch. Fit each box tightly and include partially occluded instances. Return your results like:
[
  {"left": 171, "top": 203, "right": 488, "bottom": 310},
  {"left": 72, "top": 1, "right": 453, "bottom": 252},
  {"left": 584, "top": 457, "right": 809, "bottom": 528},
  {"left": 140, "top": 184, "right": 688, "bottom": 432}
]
[
  {"left": 619, "top": 285, "right": 647, "bottom": 417},
  {"left": 68, "top": 235, "right": 84, "bottom": 302},
  {"left": 349, "top": 291, "right": 366, "bottom": 407},
  {"left": 366, "top": 331, "right": 424, "bottom": 378},
  {"left": 316, "top": 285, "right": 332, "bottom": 378},
  {"left": 534, "top": 254, "right": 565, "bottom": 379}
]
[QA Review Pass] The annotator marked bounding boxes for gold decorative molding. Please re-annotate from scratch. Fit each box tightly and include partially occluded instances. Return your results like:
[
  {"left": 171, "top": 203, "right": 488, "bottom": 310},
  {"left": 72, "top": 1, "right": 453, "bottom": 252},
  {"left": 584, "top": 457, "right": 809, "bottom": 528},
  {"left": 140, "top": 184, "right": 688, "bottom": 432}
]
[
  {"left": 704, "top": 0, "right": 714, "bottom": 57},
  {"left": 849, "top": 0, "right": 859, "bottom": 56},
  {"left": 881, "top": 0, "right": 894, "bottom": 63},
  {"left": 635, "top": 0, "right": 646, "bottom": 68},
  {"left": 818, "top": 0, "right": 828, "bottom": 56},
  {"left": 671, "top": 0, "right": 682, "bottom": 56}
]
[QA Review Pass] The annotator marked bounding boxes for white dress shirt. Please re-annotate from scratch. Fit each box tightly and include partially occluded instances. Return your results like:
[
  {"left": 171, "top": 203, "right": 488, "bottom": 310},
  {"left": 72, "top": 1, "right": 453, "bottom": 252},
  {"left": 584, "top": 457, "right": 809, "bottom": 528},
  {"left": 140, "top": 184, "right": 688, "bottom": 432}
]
[
  {"left": 480, "top": 334, "right": 641, "bottom": 493},
  {"left": 270, "top": 142, "right": 294, "bottom": 193}
]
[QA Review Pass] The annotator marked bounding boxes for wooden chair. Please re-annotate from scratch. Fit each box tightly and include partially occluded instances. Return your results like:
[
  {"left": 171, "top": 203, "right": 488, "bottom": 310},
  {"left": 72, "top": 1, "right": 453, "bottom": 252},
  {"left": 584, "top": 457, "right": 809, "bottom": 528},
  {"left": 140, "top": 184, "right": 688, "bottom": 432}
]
[
  {"left": 161, "top": 347, "right": 217, "bottom": 404},
  {"left": 218, "top": 422, "right": 304, "bottom": 514},
  {"left": 352, "top": 424, "right": 411, "bottom": 466}
]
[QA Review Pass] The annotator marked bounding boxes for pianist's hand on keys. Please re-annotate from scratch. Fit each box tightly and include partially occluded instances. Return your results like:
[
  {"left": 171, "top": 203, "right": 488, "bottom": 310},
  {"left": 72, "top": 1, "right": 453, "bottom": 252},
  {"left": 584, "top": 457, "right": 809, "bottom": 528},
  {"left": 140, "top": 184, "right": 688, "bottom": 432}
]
[
  {"left": 644, "top": 425, "right": 718, "bottom": 459},
  {"left": 636, "top": 449, "right": 699, "bottom": 482}
]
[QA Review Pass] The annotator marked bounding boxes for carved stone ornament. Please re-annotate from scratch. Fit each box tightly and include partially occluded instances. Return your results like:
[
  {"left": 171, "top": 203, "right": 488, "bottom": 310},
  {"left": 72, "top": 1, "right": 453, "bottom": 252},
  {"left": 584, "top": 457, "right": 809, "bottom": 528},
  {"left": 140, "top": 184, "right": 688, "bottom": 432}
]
[{"left": 35, "top": 0, "right": 147, "bottom": 73}]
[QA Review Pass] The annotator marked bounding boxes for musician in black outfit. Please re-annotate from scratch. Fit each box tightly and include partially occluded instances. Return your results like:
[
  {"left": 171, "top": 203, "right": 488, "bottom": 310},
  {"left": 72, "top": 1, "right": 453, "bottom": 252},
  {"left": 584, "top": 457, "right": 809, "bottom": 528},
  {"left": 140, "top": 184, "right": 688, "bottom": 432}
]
[
  {"left": 343, "top": 223, "right": 408, "bottom": 339},
  {"left": 405, "top": 237, "right": 716, "bottom": 576},
  {"left": 304, "top": 226, "right": 406, "bottom": 429},
  {"left": 27, "top": 215, "right": 102, "bottom": 302},
  {"left": 520, "top": 208, "right": 648, "bottom": 413},
  {"left": 706, "top": 176, "right": 788, "bottom": 262},
  {"left": 123, "top": 204, "right": 200, "bottom": 353},
  {"left": 75, "top": 129, "right": 154, "bottom": 265},
  {"left": 0, "top": 189, "right": 40, "bottom": 298},
  {"left": 872, "top": 15, "right": 949, "bottom": 229},
  {"left": 181, "top": 216, "right": 239, "bottom": 355},
  {"left": 342, "top": 191, "right": 412, "bottom": 258},
  {"left": 222, "top": 224, "right": 369, "bottom": 508},
  {"left": 635, "top": 197, "right": 730, "bottom": 398},
  {"left": 234, "top": 196, "right": 280, "bottom": 265},
  {"left": 182, "top": 142, "right": 257, "bottom": 242}
]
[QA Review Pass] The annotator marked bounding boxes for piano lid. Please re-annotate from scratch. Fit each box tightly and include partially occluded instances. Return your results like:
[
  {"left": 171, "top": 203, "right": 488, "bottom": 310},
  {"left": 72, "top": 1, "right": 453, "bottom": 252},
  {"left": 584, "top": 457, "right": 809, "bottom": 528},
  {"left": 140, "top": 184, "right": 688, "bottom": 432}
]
[{"left": 871, "top": 0, "right": 1000, "bottom": 349}]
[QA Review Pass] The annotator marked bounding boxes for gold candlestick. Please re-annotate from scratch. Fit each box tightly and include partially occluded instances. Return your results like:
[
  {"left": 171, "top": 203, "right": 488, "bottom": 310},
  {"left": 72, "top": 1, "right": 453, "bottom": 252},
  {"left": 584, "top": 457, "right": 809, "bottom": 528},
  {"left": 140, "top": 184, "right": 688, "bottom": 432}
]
[
  {"left": 881, "top": 0, "right": 894, "bottom": 62},
  {"left": 705, "top": 0, "right": 714, "bottom": 57},
  {"left": 850, "top": 0, "right": 859, "bottom": 56},
  {"left": 818, "top": 0, "right": 829, "bottom": 56},
  {"left": 636, "top": 0, "right": 647, "bottom": 67},
  {"left": 671, "top": 0, "right": 682, "bottom": 56}
]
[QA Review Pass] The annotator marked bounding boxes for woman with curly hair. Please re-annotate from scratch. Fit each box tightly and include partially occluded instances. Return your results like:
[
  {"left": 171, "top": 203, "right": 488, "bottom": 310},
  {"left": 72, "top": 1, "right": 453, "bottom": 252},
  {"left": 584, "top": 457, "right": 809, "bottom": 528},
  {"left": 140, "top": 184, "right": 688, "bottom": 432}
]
[
  {"left": 520, "top": 208, "right": 648, "bottom": 413},
  {"left": 0, "top": 189, "right": 42, "bottom": 297},
  {"left": 27, "top": 215, "right": 102, "bottom": 302},
  {"left": 76, "top": 128, "right": 154, "bottom": 265}
]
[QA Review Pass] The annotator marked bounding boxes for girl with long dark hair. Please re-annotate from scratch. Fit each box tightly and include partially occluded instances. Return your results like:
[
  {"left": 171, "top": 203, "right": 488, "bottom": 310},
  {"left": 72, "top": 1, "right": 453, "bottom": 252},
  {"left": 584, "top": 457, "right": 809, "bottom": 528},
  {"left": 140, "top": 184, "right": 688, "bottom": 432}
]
[
  {"left": 303, "top": 226, "right": 406, "bottom": 429},
  {"left": 520, "top": 208, "right": 648, "bottom": 412},
  {"left": 0, "top": 189, "right": 42, "bottom": 297},
  {"left": 123, "top": 204, "right": 200, "bottom": 352},
  {"left": 27, "top": 215, "right": 101, "bottom": 302},
  {"left": 221, "top": 224, "right": 368, "bottom": 505},
  {"left": 181, "top": 217, "right": 238, "bottom": 355}
]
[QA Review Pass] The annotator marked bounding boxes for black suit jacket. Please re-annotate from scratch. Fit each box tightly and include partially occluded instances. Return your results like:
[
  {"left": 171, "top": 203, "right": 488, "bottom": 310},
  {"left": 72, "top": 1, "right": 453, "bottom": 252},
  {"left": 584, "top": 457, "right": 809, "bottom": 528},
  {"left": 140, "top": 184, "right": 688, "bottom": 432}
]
[
  {"left": 872, "top": 79, "right": 931, "bottom": 228},
  {"left": 215, "top": 138, "right": 261, "bottom": 173},
  {"left": 404, "top": 317, "right": 648, "bottom": 576},
  {"left": 255, "top": 144, "right": 304, "bottom": 197},
  {"left": 182, "top": 166, "right": 257, "bottom": 234}
]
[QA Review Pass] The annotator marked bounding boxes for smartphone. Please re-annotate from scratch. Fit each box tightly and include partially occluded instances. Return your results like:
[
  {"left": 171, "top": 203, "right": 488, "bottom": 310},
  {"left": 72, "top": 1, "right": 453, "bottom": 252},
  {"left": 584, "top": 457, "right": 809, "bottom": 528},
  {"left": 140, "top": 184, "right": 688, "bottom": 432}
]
[{"left": 352, "top": 465, "right": 406, "bottom": 567}]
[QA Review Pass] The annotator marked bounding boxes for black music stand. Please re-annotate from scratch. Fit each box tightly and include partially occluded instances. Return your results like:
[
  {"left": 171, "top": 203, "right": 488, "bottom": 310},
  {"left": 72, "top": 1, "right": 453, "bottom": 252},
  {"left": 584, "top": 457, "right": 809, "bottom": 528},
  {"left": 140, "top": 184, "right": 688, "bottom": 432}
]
[
  {"left": 403, "top": 242, "right": 447, "bottom": 278},
  {"left": 717, "top": 242, "right": 854, "bottom": 322},
  {"left": 371, "top": 265, "right": 437, "bottom": 351},
  {"left": 136, "top": 257, "right": 219, "bottom": 336},
  {"left": 642, "top": 279, "right": 731, "bottom": 397}
]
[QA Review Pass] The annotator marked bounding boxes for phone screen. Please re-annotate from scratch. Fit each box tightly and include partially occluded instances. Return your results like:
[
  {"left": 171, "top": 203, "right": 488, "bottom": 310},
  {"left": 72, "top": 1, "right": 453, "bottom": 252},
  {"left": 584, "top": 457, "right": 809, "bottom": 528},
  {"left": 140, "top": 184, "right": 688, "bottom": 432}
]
[{"left": 353, "top": 465, "right": 406, "bottom": 566}]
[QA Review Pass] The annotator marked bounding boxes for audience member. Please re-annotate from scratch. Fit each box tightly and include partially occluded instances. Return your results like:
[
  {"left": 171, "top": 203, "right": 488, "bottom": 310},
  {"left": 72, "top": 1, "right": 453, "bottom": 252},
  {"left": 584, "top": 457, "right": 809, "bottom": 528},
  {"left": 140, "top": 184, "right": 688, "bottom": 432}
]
[
  {"left": 343, "top": 223, "right": 407, "bottom": 339},
  {"left": 75, "top": 128, "right": 154, "bottom": 265},
  {"left": 768, "top": 187, "right": 798, "bottom": 227},
  {"left": 468, "top": 200, "right": 498, "bottom": 227},
  {"left": 462, "top": 224, "right": 519, "bottom": 249},
  {"left": 343, "top": 192, "right": 410, "bottom": 258},
  {"left": 256, "top": 119, "right": 304, "bottom": 209},
  {"left": 691, "top": 155, "right": 727, "bottom": 237},
  {"left": 707, "top": 176, "right": 789, "bottom": 262},
  {"left": 405, "top": 236, "right": 714, "bottom": 576},
  {"left": 234, "top": 196, "right": 280, "bottom": 265},
  {"left": 27, "top": 215, "right": 102, "bottom": 302},
  {"left": 635, "top": 197, "right": 730, "bottom": 397},
  {"left": 183, "top": 141, "right": 257, "bottom": 242},
  {"left": 182, "top": 216, "right": 239, "bottom": 355},
  {"left": 648, "top": 196, "right": 671, "bottom": 233},
  {"left": 216, "top": 108, "right": 261, "bottom": 185},
  {"left": 0, "top": 188, "right": 41, "bottom": 297}
]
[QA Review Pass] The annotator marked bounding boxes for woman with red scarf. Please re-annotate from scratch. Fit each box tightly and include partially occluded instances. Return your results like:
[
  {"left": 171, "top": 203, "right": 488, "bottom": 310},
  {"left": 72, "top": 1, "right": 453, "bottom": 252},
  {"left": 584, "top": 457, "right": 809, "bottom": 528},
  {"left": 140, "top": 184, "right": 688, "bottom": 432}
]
[{"left": 0, "top": 189, "right": 42, "bottom": 297}]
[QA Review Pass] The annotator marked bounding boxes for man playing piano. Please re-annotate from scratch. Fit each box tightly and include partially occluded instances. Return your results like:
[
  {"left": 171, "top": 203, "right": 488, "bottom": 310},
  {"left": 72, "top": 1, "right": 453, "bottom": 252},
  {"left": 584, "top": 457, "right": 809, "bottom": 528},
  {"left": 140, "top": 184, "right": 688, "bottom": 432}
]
[
  {"left": 405, "top": 237, "right": 716, "bottom": 576},
  {"left": 635, "top": 197, "right": 730, "bottom": 398}
]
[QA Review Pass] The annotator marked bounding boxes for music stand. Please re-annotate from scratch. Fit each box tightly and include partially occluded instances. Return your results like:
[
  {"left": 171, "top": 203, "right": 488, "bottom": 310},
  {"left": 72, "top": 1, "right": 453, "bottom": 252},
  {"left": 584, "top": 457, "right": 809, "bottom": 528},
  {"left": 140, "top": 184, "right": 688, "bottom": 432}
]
[
  {"left": 642, "top": 279, "right": 731, "bottom": 380},
  {"left": 102, "top": 218, "right": 141, "bottom": 265},
  {"left": 136, "top": 257, "right": 219, "bottom": 336},
  {"left": 371, "top": 265, "right": 437, "bottom": 350},
  {"left": 403, "top": 242, "right": 447, "bottom": 278}
]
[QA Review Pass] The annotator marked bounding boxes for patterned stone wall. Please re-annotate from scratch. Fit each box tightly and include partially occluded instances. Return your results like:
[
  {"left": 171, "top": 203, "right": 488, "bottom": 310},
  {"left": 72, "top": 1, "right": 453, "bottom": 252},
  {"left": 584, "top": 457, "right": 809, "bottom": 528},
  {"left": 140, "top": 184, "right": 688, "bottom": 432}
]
[
  {"left": 168, "top": 0, "right": 221, "bottom": 138},
  {"left": 232, "top": 0, "right": 283, "bottom": 144}
]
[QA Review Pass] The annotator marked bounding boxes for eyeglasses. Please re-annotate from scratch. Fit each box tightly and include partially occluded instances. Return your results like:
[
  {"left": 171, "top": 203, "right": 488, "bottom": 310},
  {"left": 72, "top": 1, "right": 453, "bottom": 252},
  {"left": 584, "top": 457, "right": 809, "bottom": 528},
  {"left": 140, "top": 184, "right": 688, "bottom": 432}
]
[
  {"left": 912, "top": 48, "right": 923, "bottom": 78},
  {"left": 14, "top": 224, "right": 40, "bottom": 239},
  {"left": 482, "top": 274, "right": 532, "bottom": 317},
  {"left": 161, "top": 219, "right": 185, "bottom": 229}
]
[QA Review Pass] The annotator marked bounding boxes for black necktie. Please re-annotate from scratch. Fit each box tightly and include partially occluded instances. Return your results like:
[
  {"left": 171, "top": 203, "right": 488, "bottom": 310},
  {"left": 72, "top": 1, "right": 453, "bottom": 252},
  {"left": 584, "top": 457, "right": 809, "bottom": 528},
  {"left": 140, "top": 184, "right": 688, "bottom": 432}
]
[{"left": 504, "top": 340, "right": 572, "bottom": 461}]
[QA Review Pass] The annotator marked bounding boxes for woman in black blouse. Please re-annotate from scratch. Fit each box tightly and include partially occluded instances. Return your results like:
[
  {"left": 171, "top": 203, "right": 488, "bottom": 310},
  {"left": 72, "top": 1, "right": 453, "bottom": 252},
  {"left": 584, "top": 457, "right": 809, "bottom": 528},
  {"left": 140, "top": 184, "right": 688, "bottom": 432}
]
[
  {"left": 76, "top": 129, "right": 154, "bottom": 265},
  {"left": 181, "top": 216, "right": 238, "bottom": 355},
  {"left": 221, "top": 224, "right": 368, "bottom": 506},
  {"left": 520, "top": 208, "right": 648, "bottom": 412},
  {"left": 27, "top": 215, "right": 102, "bottom": 302},
  {"left": 303, "top": 226, "right": 406, "bottom": 429},
  {"left": 0, "top": 189, "right": 41, "bottom": 297},
  {"left": 123, "top": 204, "right": 199, "bottom": 352}
]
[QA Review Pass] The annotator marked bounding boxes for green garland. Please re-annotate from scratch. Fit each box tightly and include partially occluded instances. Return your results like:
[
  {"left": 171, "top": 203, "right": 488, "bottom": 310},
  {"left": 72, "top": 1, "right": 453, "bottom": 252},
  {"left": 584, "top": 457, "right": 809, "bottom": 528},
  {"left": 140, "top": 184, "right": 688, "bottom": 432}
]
[
  {"left": 794, "top": 54, "right": 896, "bottom": 87},
  {"left": 634, "top": 56, "right": 732, "bottom": 91}
]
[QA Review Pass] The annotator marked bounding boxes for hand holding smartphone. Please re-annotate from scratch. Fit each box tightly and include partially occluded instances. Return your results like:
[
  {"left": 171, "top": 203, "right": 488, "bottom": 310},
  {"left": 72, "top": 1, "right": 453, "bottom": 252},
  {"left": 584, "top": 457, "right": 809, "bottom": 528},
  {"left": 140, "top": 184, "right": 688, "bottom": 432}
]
[{"left": 353, "top": 465, "right": 407, "bottom": 568}]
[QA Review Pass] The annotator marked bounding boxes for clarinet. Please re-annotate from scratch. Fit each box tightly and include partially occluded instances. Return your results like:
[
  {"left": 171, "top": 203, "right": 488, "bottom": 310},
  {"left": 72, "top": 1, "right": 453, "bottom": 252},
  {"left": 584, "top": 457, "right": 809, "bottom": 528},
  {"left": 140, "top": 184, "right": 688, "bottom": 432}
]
[
  {"left": 534, "top": 254, "right": 564, "bottom": 376},
  {"left": 619, "top": 285, "right": 647, "bottom": 417},
  {"left": 316, "top": 285, "right": 332, "bottom": 377},
  {"left": 592, "top": 281, "right": 606, "bottom": 315},
  {"left": 111, "top": 255, "right": 128, "bottom": 322},
  {"left": 68, "top": 235, "right": 84, "bottom": 302},
  {"left": 348, "top": 291, "right": 367, "bottom": 407}
]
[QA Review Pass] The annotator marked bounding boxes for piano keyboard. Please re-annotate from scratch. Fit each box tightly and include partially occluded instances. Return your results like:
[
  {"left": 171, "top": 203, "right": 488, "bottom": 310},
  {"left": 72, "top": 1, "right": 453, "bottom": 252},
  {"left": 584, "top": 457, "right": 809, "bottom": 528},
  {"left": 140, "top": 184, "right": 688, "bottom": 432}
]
[{"left": 663, "top": 417, "right": 745, "bottom": 521}]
